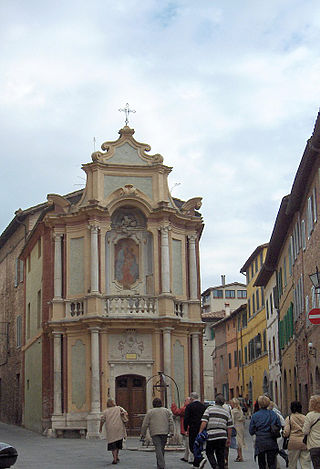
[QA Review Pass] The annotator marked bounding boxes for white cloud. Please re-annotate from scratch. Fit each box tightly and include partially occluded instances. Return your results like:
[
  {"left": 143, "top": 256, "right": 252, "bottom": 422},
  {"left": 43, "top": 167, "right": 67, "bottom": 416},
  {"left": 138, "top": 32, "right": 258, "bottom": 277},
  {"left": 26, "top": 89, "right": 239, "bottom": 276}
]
[{"left": 1, "top": 0, "right": 320, "bottom": 289}]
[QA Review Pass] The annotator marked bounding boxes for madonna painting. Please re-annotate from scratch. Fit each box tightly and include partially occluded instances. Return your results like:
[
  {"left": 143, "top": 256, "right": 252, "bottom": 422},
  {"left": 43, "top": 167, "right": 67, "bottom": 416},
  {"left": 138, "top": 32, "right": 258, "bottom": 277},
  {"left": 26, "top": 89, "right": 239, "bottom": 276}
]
[{"left": 114, "top": 238, "right": 139, "bottom": 288}]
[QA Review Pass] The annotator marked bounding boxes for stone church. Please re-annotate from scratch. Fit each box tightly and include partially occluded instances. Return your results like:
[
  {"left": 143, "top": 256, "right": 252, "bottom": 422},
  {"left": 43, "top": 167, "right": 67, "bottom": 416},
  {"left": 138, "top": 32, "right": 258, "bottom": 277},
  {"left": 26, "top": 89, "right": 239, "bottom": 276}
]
[{"left": 0, "top": 125, "right": 204, "bottom": 437}]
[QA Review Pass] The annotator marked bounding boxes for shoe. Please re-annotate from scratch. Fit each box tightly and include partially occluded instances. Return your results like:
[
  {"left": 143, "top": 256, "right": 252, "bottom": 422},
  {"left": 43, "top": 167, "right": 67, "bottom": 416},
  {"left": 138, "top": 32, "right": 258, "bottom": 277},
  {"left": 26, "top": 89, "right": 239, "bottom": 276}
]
[
  {"left": 112, "top": 462, "right": 117, "bottom": 465},
  {"left": 181, "top": 458, "right": 188, "bottom": 462},
  {"left": 199, "top": 459, "right": 207, "bottom": 469}
]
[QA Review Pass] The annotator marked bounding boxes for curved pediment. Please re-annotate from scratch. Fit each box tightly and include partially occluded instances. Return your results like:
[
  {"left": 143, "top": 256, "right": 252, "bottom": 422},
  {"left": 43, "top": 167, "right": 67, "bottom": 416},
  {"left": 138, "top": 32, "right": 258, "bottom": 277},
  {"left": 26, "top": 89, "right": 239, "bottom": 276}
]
[
  {"left": 105, "top": 185, "right": 153, "bottom": 215},
  {"left": 91, "top": 126, "right": 163, "bottom": 166}
]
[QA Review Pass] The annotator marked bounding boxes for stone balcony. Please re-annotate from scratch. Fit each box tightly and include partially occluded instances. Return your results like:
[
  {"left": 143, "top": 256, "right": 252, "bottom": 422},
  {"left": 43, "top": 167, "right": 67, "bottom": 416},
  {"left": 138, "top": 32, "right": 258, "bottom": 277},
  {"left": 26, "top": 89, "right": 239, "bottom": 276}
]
[
  {"left": 63, "top": 296, "right": 190, "bottom": 319},
  {"left": 105, "top": 295, "right": 158, "bottom": 317}
]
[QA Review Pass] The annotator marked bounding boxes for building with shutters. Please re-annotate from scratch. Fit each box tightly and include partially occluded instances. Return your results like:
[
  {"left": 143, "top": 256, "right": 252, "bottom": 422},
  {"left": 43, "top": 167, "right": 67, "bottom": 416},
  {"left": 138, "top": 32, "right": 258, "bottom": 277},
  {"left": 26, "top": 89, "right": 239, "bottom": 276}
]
[
  {"left": 255, "top": 111, "right": 320, "bottom": 414},
  {"left": 240, "top": 244, "right": 269, "bottom": 404},
  {"left": 0, "top": 125, "right": 204, "bottom": 436}
]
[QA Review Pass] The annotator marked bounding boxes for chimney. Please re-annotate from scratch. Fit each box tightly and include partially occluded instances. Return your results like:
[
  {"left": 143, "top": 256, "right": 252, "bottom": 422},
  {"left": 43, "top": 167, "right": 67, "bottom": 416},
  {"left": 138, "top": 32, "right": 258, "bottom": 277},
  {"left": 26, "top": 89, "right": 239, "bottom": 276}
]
[
  {"left": 221, "top": 275, "right": 226, "bottom": 286},
  {"left": 225, "top": 303, "right": 230, "bottom": 316}
]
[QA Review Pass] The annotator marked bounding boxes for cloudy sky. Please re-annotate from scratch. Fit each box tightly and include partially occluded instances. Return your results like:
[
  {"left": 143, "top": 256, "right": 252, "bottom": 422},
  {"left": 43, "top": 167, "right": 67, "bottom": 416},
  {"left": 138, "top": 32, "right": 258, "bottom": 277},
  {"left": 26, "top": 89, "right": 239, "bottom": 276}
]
[{"left": 1, "top": 0, "right": 320, "bottom": 290}]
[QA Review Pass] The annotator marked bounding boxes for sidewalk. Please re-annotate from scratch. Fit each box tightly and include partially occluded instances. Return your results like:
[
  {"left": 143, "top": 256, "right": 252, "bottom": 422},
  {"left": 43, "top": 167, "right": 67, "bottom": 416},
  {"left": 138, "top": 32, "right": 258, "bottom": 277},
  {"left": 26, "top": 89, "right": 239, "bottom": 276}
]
[{"left": 0, "top": 420, "right": 287, "bottom": 469}]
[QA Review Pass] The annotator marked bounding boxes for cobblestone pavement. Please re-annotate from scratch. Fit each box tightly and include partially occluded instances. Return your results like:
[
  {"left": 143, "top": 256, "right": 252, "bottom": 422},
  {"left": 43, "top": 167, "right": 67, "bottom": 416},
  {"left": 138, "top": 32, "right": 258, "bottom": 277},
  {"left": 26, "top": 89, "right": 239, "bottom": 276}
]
[{"left": 0, "top": 420, "right": 287, "bottom": 469}]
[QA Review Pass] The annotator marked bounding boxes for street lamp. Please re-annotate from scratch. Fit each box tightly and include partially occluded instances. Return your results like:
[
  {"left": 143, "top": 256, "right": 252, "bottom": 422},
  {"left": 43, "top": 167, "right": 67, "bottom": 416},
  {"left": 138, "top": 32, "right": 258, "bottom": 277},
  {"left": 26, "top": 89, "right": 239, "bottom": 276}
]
[{"left": 309, "top": 266, "right": 320, "bottom": 291}]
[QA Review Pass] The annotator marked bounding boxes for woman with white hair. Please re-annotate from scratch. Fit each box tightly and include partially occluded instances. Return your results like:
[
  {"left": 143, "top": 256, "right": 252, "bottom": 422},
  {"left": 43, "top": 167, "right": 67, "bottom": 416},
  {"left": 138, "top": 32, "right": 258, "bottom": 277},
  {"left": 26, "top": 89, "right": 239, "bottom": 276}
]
[
  {"left": 99, "top": 398, "right": 128, "bottom": 465},
  {"left": 249, "top": 395, "right": 281, "bottom": 469},
  {"left": 303, "top": 395, "right": 320, "bottom": 469}
]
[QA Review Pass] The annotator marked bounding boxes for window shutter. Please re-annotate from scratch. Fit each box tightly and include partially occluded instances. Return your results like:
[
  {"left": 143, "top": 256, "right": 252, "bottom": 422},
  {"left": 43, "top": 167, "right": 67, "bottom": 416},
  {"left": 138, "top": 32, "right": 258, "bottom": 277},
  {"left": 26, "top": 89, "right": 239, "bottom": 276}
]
[
  {"left": 301, "top": 219, "right": 306, "bottom": 250},
  {"left": 307, "top": 197, "right": 313, "bottom": 236},
  {"left": 313, "top": 187, "right": 317, "bottom": 223}
]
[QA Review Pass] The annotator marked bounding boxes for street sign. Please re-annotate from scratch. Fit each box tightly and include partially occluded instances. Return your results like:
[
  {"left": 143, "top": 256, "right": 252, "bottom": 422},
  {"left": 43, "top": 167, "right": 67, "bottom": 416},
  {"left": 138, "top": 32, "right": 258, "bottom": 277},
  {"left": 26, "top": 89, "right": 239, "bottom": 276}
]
[{"left": 308, "top": 308, "right": 320, "bottom": 325}]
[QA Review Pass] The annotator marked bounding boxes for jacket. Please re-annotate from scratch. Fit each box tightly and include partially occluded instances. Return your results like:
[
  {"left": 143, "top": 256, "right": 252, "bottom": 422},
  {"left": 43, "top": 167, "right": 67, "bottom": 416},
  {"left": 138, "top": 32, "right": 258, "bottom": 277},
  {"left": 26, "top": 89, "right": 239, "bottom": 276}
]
[
  {"left": 141, "top": 407, "right": 174, "bottom": 438},
  {"left": 171, "top": 402, "right": 187, "bottom": 435},
  {"left": 302, "top": 411, "right": 320, "bottom": 450},
  {"left": 283, "top": 413, "right": 307, "bottom": 450},
  {"left": 249, "top": 408, "right": 281, "bottom": 455},
  {"left": 193, "top": 430, "right": 208, "bottom": 460},
  {"left": 184, "top": 400, "right": 206, "bottom": 433}
]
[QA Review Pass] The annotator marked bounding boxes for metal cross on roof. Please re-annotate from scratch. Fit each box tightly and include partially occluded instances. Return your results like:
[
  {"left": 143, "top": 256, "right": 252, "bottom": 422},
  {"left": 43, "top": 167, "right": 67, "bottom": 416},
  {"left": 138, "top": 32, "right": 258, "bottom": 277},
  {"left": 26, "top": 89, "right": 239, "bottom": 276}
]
[{"left": 118, "top": 103, "right": 136, "bottom": 126}]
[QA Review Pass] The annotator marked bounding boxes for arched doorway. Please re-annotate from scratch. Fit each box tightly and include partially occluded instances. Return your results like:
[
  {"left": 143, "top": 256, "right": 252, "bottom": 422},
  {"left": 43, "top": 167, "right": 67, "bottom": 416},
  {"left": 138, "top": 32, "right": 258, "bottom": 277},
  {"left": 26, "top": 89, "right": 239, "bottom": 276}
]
[{"left": 116, "top": 374, "right": 146, "bottom": 436}]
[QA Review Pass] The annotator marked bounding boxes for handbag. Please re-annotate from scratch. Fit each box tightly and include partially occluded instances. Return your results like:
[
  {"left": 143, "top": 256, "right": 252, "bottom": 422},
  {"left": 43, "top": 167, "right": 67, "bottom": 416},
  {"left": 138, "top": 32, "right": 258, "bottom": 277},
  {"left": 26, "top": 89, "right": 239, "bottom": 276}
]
[
  {"left": 271, "top": 423, "right": 281, "bottom": 439},
  {"left": 231, "top": 427, "right": 237, "bottom": 437},
  {"left": 269, "top": 412, "right": 281, "bottom": 439}
]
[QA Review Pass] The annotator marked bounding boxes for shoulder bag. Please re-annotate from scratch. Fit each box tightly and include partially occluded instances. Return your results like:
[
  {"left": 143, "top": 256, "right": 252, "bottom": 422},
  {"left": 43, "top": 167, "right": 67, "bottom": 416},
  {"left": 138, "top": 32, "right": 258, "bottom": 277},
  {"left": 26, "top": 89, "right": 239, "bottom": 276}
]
[
  {"left": 269, "top": 412, "right": 281, "bottom": 439},
  {"left": 303, "top": 417, "right": 320, "bottom": 445}
]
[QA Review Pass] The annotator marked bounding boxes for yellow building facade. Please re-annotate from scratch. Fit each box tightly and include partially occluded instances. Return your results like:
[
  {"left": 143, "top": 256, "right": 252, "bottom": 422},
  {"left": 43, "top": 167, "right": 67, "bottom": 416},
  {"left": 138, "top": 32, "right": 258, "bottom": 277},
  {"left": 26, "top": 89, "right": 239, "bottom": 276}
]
[{"left": 239, "top": 244, "right": 269, "bottom": 404}]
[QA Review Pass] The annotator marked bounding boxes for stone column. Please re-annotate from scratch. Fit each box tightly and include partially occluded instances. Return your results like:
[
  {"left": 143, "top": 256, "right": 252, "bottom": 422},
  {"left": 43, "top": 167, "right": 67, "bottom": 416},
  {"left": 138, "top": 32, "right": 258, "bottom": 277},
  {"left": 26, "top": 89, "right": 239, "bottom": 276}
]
[
  {"left": 160, "top": 226, "right": 171, "bottom": 294},
  {"left": 191, "top": 332, "right": 201, "bottom": 394},
  {"left": 89, "top": 224, "right": 100, "bottom": 293},
  {"left": 90, "top": 327, "right": 100, "bottom": 413},
  {"left": 53, "top": 331, "right": 63, "bottom": 415},
  {"left": 162, "top": 327, "right": 173, "bottom": 406},
  {"left": 86, "top": 327, "right": 101, "bottom": 438},
  {"left": 188, "top": 234, "right": 198, "bottom": 300},
  {"left": 54, "top": 234, "right": 63, "bottom": 299}
]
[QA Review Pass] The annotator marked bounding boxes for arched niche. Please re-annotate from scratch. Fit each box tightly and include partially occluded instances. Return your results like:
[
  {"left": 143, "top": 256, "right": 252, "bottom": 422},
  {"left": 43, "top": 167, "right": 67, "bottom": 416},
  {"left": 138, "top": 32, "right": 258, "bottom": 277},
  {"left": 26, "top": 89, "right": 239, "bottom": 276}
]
[{"left": 105, "top": 206, "right": 153, "bottom": 295}]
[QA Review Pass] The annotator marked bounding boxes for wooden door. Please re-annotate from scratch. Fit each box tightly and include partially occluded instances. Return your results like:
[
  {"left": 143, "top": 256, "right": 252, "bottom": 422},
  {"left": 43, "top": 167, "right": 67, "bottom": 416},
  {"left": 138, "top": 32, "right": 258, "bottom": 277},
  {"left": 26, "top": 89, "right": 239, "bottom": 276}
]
[{"left": 116, "top": 375, "right": 146, "bottom": 435}]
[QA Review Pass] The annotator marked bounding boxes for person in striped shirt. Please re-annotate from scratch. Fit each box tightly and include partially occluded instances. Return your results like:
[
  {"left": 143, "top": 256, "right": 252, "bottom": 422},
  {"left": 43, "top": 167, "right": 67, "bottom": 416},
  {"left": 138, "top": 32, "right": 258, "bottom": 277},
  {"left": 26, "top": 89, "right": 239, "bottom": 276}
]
[{"left": 198, "top": 394, "right": 233, "bottom": 469}]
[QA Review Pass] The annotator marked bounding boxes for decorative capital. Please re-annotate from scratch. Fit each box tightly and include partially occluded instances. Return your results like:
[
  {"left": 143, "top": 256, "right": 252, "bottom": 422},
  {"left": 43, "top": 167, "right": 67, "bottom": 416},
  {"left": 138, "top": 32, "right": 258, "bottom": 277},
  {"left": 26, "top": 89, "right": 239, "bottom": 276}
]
[
  {"left": 160, "top": 224, "right": 171, "bottom": 234},
  {"left": 53, "top": 233, "right": 63, "bottom": 241},
  {"left": 88, "top": 223, "right": 100, "bottom": 233},
  {"left": 188, "top": 233, "right": 197, "bottom": 243}
]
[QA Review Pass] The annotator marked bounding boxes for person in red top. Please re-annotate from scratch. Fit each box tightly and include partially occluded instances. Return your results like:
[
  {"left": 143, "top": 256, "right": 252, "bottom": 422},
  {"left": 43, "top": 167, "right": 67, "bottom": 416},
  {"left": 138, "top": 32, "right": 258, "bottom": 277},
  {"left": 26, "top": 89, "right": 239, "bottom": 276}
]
[{"left": 172, "top": 397, "right": 193, "bottom": 463}]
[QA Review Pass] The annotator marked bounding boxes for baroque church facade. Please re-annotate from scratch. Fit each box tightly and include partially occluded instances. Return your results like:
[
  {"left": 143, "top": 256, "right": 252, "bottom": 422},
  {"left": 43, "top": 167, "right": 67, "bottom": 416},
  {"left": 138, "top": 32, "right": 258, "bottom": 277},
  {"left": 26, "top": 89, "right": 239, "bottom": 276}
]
[{"left": 0, "top": 125, "right": 204, "bottom": 437}]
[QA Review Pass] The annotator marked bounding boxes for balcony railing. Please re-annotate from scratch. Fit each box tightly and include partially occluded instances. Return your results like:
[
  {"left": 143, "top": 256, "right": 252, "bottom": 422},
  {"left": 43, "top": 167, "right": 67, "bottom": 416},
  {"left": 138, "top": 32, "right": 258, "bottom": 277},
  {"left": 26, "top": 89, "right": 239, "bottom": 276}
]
[
  {"left": 174, "top": 301, "right": 188, "bottom": 318},
  {"left": 65, "top": 300, "right": 86, "bottom": 318},
  {"left": 105, "top": 295, "right": 158, "bottom": 317}
]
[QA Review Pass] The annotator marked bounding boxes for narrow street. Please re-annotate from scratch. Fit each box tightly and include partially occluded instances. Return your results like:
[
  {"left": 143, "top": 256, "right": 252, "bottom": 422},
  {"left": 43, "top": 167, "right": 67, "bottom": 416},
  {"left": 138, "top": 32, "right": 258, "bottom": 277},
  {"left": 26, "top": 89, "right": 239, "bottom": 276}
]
[{"left": 0, "top": 420, "right": 288, "bottom": 469}]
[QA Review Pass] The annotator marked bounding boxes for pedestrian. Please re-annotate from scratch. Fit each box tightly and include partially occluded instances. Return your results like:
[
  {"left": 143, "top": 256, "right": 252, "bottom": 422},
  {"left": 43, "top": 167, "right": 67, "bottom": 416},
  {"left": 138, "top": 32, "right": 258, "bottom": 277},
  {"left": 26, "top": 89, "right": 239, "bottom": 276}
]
[
  {"left": 268, "top": 399, "right": 289, "bottom": 467},
  {"left": 231, "top": 398, "right": 246, "bottom": 462},
  {"left": 302, "top": 394, "right": 320, "bottom": 469},
  {"left": 171, "top": 397, "right": 193, "bottom": 464},
  {"left": 283, "top": 400, "right": 311, "bottom": 469},
  {"left": 184, "top": 392, "right": 206, "bottom": 468},
  {"left": 99, "top": 398, "right": 128, "bottom": 465},
  {"left": 223, "top": 401, "right": 233, "bottom": 468},
  {"left": 198, "top": 393, "right": 233, "bottom": 469},
  {"left": 140, "top": 397, "right": 174, "bottom": 469},
  {"left": 249, "top": 394, "right": 281, "bottom": 469}
]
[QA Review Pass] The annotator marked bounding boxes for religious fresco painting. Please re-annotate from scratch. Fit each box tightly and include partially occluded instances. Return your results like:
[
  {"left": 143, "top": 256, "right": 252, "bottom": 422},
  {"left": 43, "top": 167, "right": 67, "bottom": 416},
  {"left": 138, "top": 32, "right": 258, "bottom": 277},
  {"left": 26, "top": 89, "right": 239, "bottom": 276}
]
[{"left": 115, "top": 238, "right": 139, "bottom": 288}]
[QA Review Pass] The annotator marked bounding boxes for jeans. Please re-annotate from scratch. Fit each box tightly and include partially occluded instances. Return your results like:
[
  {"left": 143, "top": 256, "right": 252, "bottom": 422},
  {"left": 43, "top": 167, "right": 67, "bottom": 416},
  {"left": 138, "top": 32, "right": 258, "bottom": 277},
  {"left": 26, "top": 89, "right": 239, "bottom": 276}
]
[
  {"left": 205, "top": 439, "right": 226, "bottom": 469},
  {"left": 152, "top": 434, "right": 168, "bottom": 469},
  {"left": 257, "top": 449, "right": 278, "bottom": 469}
]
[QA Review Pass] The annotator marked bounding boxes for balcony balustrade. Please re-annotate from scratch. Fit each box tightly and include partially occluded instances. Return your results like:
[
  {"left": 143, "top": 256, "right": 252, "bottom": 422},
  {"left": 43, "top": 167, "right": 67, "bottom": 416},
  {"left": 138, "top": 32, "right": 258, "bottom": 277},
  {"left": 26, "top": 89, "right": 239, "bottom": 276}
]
[
  {"left": 63, "top": 296, "right": 189, "bottom": 319},
  {"left": 105, "top": 295, "right": 158, "bottom": 317}
]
